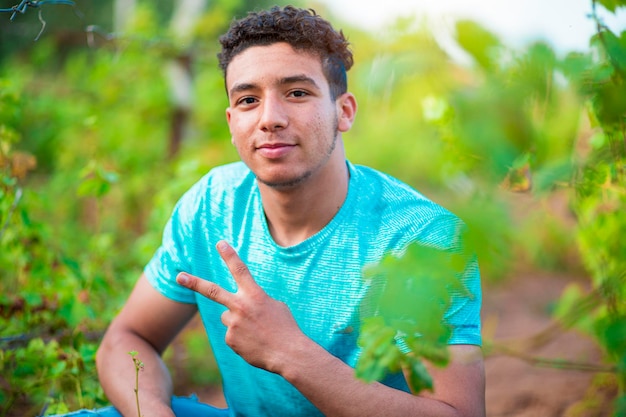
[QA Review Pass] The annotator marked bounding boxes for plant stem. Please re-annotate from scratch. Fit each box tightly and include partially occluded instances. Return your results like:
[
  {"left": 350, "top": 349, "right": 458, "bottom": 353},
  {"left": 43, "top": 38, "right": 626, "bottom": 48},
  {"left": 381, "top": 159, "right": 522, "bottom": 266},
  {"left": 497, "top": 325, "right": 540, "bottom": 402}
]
[
  {"left": 129, "top": 351, "right": 143, "bottom": 417},
  {"left": 134, "top": 362, "right": 141, "bottom": 417},
  {"left": 488, "top": 342, "right": 617, "bottom": 373}
]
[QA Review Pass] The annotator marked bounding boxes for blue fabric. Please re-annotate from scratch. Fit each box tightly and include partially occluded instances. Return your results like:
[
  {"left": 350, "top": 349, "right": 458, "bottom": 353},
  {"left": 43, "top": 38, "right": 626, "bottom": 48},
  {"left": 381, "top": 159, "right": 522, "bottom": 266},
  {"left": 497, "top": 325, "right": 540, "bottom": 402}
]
[
  {"left": 144, "top": 160, "right": 482, "bottom": 416},
  {"left": 47, "top": 394, "right": 228, "bottom": 416}
]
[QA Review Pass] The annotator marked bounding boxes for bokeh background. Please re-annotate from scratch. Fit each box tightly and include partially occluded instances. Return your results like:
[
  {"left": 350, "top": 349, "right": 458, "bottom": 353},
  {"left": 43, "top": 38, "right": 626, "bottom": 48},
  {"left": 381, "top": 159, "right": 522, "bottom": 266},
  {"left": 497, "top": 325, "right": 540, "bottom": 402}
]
[{"left": 1, "top": 1, "right": 625, "bottom": 416}]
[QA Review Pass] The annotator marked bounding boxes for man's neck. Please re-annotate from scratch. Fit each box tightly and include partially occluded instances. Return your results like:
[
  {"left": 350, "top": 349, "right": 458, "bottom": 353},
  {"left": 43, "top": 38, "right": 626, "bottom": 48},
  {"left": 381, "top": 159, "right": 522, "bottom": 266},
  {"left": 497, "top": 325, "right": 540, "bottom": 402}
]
[{"left": 258, "top": 157, "right": 349, "bottom": 248}]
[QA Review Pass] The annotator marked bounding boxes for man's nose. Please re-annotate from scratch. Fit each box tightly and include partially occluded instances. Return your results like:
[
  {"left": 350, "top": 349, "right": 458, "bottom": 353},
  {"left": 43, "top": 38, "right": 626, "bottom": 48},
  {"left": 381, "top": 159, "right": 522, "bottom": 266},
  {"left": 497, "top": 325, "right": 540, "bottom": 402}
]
[{"left": 258, "top": 95, "right": 288, "bottom": 132}]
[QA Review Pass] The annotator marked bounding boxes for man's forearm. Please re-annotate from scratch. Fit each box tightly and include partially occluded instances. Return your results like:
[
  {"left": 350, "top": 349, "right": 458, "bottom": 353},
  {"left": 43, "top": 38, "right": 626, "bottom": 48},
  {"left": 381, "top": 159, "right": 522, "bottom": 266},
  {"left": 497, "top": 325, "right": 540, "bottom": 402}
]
[
  {"left": 96, "top": 330, "right": 176, "bottom": 417},
  {"left": 279, "top": 338, "right": 484, "bottom": 417}
]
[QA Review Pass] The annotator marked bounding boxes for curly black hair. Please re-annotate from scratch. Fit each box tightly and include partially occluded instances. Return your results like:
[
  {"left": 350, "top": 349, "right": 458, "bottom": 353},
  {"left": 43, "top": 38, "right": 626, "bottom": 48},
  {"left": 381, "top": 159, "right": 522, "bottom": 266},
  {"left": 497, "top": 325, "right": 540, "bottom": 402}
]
[{"left": 218, "top": 5, "right": 353, "bottom": 99}]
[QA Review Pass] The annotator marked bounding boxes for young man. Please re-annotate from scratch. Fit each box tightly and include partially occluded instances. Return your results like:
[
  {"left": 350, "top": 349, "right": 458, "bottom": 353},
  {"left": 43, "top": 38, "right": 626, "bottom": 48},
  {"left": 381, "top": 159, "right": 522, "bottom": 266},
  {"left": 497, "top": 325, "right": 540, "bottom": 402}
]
[{"left": 92, "top": 5, "right": 484, "bottom": 417}]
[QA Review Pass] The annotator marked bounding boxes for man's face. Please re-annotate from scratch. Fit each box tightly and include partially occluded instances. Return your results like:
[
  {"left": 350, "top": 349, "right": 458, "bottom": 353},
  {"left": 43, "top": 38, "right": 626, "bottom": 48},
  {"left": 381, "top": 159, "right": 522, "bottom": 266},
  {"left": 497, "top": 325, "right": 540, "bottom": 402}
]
[{"left": 225, "top": 42, "right": 353, "bottom": 189}]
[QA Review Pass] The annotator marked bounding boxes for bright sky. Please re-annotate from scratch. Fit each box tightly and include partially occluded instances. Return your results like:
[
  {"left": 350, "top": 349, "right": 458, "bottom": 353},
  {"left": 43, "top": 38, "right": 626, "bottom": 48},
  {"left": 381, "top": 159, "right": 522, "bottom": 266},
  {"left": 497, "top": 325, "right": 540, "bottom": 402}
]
[{"left": 318, "top": 0, "right": 626, "bottom": 54}]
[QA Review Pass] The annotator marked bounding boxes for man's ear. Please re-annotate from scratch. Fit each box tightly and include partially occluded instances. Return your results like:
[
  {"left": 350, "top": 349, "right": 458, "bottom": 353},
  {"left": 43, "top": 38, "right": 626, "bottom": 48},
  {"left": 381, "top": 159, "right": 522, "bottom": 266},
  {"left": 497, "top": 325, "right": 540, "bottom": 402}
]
[
  {"left": 225, "top": 108, "right": 235, "bottom": 145},
  {"left": 336, "top": 93, "right": 357, "bottom": 133},
  {"left": 225, "top": 107, "right": 232, "bottom": 125}
]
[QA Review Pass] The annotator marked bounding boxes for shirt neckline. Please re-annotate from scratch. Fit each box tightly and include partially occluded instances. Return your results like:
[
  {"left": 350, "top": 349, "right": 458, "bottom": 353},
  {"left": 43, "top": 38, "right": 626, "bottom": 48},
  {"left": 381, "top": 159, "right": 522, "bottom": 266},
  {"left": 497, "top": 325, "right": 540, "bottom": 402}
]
[{"left": 256, "top": 161, "right": 360, "bottom": 257}]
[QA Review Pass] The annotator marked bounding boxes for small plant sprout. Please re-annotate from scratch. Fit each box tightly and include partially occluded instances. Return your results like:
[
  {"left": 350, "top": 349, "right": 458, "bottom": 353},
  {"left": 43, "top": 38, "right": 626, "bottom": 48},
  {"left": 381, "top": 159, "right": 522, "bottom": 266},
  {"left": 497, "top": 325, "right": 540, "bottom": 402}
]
[{"left": 128, "top": 350, "right": 144, "bottom": 417}]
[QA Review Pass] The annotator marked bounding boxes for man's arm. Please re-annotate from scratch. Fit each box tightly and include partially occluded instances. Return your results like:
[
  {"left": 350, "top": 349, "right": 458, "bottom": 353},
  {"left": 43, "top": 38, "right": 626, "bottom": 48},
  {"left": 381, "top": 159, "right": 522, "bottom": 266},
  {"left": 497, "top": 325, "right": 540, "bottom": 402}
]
[
  {"left": 280, "top": 341, "right": 485, "bottom": 417},
  {"left": 96, "top": 273, "right": 198, "bottom": 417},
  {"left": 177, "top": 241, "right": 485, "bottom": 417}
]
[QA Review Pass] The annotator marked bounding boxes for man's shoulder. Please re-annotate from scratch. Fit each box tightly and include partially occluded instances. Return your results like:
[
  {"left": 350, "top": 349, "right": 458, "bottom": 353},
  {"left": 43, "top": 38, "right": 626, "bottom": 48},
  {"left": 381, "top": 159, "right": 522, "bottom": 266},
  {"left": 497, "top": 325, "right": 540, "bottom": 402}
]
[
  {"left": 351, "top": 163, "right": 417, "bottom": 193},
  {"left": 185, "top": 161, "right": 253, "bottom": 197},
  {"left": 204, "top": 161, "right": 252, "bottom": 186},
  {"left": 173, "top": 161, "right": 254, "bottom": 216},
  {"left": 350, "top": 163, "right": 449, "bottom": 214},
  {"left": 349, "top": 163, "right": 461, "bottom": 246}
]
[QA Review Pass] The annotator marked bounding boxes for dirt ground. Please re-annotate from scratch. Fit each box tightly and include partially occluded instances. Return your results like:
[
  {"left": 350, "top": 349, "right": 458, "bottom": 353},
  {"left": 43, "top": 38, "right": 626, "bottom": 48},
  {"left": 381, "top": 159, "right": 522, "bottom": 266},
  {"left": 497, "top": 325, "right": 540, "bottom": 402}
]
[
  {"left": 481, "top": 270, "right": 614, "bottom": 417},
  {"left": 182, "top": 270, "right": 615, "bottom": 416}
]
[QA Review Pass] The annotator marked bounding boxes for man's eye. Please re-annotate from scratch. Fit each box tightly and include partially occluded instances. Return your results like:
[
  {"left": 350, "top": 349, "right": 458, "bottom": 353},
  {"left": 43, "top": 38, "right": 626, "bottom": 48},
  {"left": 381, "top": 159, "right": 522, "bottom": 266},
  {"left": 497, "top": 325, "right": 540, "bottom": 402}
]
[
  {"left": 238, "top": 97, "right": 257, "bottom": 105},
  {"left": 290, "top": 90, "right": 308, "bottom": 98}
]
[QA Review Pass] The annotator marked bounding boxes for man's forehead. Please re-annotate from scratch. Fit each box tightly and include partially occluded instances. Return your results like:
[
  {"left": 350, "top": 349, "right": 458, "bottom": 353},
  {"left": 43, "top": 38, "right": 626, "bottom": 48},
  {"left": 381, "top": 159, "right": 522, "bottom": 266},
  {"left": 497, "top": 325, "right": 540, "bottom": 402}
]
[
  {"left": 230, "top": 41, "right": 321, "bottom": 62},
  {"left": 225, "top": 43, "right": 324, "bottom": 84}
]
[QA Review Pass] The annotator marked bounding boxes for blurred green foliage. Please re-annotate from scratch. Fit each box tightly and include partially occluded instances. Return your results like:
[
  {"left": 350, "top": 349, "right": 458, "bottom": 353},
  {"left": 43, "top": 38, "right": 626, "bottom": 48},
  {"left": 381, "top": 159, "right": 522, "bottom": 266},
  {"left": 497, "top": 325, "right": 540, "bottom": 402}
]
[
  {"left": 352, "top": 1, "right": 626, "bottom": 414},
  {"left": 356, "top": 244, "right": 466, "bottom": 392},
  {"left": 0, "top": 0, "right": 625, "bottom": 415}
]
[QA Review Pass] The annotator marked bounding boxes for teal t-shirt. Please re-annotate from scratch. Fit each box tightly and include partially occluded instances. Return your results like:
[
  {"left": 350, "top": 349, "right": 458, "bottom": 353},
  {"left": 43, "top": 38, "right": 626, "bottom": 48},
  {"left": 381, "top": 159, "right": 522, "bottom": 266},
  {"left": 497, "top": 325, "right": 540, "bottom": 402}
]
[{"left": 145, "top": 161, "right": 481, "bottom": 416}]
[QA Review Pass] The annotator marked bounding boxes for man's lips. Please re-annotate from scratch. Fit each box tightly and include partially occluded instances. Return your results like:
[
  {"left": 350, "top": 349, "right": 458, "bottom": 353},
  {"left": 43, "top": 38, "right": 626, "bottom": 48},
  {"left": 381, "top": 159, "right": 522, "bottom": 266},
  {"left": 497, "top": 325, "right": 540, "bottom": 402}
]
[{"left": 256, "top": 143, "right": 296, "bottom": 159}]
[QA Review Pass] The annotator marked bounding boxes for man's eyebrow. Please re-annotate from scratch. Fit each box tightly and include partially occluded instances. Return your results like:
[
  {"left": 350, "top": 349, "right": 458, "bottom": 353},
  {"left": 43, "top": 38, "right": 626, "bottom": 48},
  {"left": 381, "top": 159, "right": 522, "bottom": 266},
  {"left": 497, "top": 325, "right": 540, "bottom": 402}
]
[
  {"left": 229, "top": 82, "right": 257, "bottom": 98},
  {"left": 228, "top": 75, "right": 321, "bottom": 98},
  {"left": 279, "top": 75, "right": 320, "bottom": 89}
]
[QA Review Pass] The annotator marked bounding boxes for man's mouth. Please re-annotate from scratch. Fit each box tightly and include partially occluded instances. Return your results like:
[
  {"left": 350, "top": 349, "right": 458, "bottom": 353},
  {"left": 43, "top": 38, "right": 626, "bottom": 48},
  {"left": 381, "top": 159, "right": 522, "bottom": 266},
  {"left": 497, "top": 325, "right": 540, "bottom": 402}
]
[{"left": 256, "top": 143, "right": 296, "bottom": 159}]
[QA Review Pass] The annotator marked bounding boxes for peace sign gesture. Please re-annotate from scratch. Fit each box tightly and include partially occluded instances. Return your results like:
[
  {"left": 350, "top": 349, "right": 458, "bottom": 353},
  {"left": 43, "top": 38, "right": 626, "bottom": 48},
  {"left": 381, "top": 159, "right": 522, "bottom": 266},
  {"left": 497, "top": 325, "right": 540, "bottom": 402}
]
[{"left": 176, "top": 240, "right": 307, "bottom": 373}]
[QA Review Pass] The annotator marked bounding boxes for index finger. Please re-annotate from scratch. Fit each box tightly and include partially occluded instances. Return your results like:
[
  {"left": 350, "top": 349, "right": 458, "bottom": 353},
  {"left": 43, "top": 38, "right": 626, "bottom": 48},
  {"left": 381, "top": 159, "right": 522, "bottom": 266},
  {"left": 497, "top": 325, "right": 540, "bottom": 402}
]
[
  {"left": 176, "top": 272, "right": 235, "bottom": 308},
  {"left": 216, "top": 240, "right": 259, "bottom": 291}
]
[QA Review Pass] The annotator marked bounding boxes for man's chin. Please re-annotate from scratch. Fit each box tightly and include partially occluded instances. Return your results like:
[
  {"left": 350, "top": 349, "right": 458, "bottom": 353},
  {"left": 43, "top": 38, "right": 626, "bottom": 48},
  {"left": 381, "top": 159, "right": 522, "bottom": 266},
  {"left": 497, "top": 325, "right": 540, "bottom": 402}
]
[{"left": 256, "top": 171, "right": 312, "bottom": 190}]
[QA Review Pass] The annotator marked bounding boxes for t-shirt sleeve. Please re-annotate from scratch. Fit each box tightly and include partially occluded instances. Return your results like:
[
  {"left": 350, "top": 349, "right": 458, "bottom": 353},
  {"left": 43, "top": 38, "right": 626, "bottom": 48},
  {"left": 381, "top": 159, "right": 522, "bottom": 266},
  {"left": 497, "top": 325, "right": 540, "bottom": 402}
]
[
  {"left": 144, "top": 195, "right": 198, "bottom": 304},
  {"left": 445, "top": 253, "right": 482, "bottom": 346},
  {"left": 410, "top": 213, "right": 483, "bottom": 347}
]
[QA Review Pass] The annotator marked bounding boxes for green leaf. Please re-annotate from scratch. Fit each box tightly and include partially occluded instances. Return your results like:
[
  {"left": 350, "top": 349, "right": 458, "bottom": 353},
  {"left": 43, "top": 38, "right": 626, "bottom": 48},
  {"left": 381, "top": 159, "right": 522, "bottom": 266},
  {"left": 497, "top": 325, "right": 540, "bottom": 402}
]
[
  {"left": 77, "top": 161, "right": 120, "bottom": 198},
  {"left": 601, "top": 29, "right": 626, "bottom": 74},
  {"left": 406, "top": 356, "right": 434, "bottom": 392},
  {"left": 455, "top": 20, "right": 502, "bottom": 70},
  {"left": 355, "top": 317, "right": 398, "bottom": 383},
  {"left": 407, "top": 339, "right": 450, "bottom": 367},
  {"left": 595, "top": 315, "right": 626, "bottom": 358},
  {"left": 591, "top": 79, "right": 626, "bottom": 126},
  {"left": 58, "top": 297, "right": 90, "bottom": 327},
  {"left": 561, "top": 52, "right": 593, "bottom": 88},
  {"left": 517, "top": 42, "right": 557, "bottom": 101},
  {"left": 596, "top": 0, "right": 626, "bottom": 12},
  {"left": 357, "top": 242, "right": 468, "bottom": 389},
  {"left": 533, "top": 158, "right": 574, "bottom": 193},
  {"left": 589, "top": 131, "right": 607, "bottom": 149},
  {"left": 46, "top": 402, "right": 70, "bottom": 415},
  {"left": 23, "top": 291, "right": 43, "bottom": 307},
  {"left": 50, "top": 360, "right": 67, "bottom": 377},
  {"left": 79, "top": 343, "right": 98, "bottom": 363}
]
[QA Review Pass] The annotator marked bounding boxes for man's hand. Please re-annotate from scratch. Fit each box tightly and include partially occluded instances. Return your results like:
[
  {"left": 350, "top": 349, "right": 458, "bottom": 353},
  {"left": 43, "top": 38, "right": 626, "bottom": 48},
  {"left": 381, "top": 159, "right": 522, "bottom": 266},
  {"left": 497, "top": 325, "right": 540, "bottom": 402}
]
[{"left": 176, "top": 240, "right": 305, "bottom": 373}]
